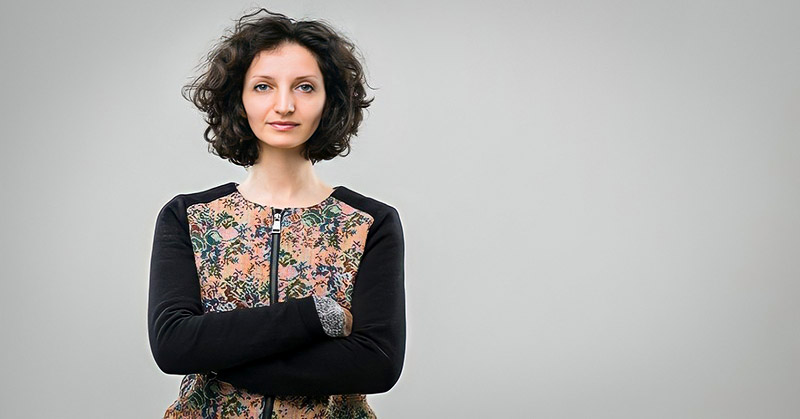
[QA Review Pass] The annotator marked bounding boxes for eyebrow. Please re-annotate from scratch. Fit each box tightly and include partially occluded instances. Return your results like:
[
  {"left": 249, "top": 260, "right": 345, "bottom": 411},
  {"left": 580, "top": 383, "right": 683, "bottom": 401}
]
[{"left": 250, "top": 75, "right": 319, "bottom": 81}]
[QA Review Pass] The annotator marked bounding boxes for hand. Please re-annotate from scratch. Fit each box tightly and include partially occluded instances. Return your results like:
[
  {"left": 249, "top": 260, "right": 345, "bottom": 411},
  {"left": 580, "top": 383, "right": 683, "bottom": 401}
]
[{"left": 342, "top": 307, "right": 353, "bottom": 337}]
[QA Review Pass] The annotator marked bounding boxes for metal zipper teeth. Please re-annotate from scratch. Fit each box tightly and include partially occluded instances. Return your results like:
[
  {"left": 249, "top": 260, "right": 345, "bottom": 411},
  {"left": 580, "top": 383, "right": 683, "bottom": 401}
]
[{"left": 261, "top": 207, "right": 284, "bottom": 419}]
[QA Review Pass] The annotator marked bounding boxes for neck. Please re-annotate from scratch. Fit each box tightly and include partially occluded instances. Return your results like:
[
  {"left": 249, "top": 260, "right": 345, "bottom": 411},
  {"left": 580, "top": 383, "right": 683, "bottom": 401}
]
[{"left": 238, "top": 145, "right": 332, "bottom": 207}]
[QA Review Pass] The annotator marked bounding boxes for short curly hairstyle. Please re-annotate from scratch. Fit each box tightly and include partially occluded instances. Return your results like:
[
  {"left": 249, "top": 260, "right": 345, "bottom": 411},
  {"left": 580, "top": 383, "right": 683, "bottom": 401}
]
[{"left": 181, "top": 8, "right": 374, "bottom": 167}]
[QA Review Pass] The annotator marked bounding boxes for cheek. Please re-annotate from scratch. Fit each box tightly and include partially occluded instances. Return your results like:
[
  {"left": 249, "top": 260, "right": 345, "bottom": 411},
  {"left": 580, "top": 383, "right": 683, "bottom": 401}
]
[
  {"left": 312, "top": 97, "right": 326, "bottom": 120},
  {"left": 241, "top": 96, "right": 264, "bottom": 120}
]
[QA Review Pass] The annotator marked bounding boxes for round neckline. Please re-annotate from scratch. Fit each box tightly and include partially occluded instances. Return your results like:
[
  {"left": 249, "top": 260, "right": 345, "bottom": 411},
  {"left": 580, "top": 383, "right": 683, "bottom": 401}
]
[{"left": 232, "top": 182, "right": 340, "bottom": 211}]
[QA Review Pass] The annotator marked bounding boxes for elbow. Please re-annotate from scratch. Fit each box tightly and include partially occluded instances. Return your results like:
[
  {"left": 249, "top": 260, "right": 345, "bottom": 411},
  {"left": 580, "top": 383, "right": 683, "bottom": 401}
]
[
  {"left": 151, "top": 342, "right": 192, "bottom": 375},
  {"left": 381, "top": 360, "right": 403, "bottom": 393},
  {"left": 368, "top": 351, "right": 404, "bottom": 394},
  {"left": 149, "top": 311, "right": 205, "bottom": 375},
  {"left": 356, "top": 327, "right": 405, "bottom": 393},
  {"left": 149, "top": 325, "right": 199, "bottom": 375},
  {"left": 153, "top": 357, "right": 185, "bottom": 376}
]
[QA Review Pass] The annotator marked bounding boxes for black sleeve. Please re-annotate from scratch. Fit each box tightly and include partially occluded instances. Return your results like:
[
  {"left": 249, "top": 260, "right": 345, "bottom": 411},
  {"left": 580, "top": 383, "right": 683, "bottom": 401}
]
[
  {"left": 215, "top": 207, "right": 406, "bottom": 396},
  {"left": 147, "top": 197, "right": 328, "bottom": 375}
]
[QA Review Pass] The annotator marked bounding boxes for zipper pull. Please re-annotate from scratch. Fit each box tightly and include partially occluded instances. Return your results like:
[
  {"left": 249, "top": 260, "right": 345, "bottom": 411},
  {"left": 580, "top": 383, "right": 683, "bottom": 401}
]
[{"left": 271, "top": 208, "right": 283, "bottom": 234}]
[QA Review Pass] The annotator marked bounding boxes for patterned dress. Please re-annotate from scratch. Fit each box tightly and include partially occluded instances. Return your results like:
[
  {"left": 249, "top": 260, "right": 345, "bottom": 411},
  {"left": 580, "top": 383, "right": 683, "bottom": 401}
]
[{"left": 148, "top": 182, "right": 406, "bottom": 418}]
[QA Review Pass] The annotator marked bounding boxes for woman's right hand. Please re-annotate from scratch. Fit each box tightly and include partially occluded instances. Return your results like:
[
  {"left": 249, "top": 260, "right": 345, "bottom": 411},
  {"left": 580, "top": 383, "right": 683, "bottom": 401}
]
[{"left": 342, "top": 307, "right": 353, "bottom": 337}]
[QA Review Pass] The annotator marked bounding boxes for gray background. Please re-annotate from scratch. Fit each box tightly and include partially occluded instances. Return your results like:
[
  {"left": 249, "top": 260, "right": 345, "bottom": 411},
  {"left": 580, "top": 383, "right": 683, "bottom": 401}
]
[{"left": 1, "top": 0, "right": 798, "bottom": 417}]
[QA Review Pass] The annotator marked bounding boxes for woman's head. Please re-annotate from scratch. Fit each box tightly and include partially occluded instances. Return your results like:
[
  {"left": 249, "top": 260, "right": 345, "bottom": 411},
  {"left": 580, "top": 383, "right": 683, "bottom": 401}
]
[{"left": 182, "top": 8, "right": 374, "bottom": 167}]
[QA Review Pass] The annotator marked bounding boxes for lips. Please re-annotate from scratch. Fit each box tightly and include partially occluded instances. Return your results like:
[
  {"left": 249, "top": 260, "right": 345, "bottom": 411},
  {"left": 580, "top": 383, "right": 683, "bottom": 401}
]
[{"left": 269, "top": 122, "right": 299, "bottom": 131}]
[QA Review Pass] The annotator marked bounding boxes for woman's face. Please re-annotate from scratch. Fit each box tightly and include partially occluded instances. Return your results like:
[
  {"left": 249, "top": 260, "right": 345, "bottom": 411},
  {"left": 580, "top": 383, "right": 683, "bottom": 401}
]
[{"left": 241, "top": 42, "right": 326, "bottom": 154}]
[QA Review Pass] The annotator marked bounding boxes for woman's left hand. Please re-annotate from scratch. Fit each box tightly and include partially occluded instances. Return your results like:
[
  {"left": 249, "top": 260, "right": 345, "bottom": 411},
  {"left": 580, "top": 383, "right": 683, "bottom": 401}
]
[{"left": 342, "top": 307, "right": 353, "bottom": 337}]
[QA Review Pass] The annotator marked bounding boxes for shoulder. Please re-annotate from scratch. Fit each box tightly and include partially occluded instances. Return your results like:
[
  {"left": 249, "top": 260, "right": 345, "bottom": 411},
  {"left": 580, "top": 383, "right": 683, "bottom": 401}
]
[
  {"left": 332, "top": 185, "right": 400, "bottom": 219},
  {"left": 159, "top": 182, "right": 238, "bottom": 211},
  {"left": 156, "top": 182, "right": 238, "bottom": 223},
  {"left": 332, "top": 185, "right": 403, "bottom": 234}
]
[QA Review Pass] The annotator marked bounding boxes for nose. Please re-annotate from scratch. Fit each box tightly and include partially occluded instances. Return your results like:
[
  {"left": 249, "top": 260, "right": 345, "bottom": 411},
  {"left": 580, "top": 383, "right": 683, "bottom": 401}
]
[{"left": 273, "top": 88, "right": 295, "bottom": 114}]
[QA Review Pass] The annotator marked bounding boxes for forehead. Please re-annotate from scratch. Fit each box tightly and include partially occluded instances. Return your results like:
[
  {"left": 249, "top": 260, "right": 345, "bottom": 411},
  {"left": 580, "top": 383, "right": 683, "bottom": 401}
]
[{"left": 246, "top": 43, "right": 322, "bottom": 78}]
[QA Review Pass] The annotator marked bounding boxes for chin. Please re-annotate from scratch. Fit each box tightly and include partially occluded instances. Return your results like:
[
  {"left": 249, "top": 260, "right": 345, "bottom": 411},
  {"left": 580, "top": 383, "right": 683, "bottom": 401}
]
[{"left": 259, "top": 138, "right": 307, "bottom": 150}]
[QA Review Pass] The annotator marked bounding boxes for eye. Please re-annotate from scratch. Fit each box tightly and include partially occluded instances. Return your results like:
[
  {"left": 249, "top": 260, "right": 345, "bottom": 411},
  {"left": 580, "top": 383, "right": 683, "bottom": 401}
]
[
  {"left": 254, "top": 83, "right": 270, "bottom": 92},
  {"left": 297, "top": 83, "right": 314, "bottom": 93}
]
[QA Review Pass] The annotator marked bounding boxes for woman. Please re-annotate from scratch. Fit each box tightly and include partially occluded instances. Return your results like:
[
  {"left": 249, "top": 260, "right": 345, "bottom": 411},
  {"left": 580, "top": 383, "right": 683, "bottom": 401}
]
[{"left": 147, "top": 8, "right": 406, "bottom": 418}]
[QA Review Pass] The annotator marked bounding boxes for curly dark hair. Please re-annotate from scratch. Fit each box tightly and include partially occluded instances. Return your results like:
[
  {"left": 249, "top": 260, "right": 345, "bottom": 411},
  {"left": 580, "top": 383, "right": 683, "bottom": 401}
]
[{"left": 181, "top": 8, "right": 375, "bottom": 167}]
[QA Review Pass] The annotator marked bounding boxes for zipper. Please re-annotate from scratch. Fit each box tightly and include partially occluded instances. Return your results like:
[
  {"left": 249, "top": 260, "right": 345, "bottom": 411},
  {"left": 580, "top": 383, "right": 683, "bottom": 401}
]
[{"left": 261, "top": 207, "right": 284, "bottom": 419}]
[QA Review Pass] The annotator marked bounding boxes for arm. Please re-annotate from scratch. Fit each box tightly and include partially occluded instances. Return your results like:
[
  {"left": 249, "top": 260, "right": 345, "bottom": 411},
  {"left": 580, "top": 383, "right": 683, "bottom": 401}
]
[
  {"left": 147, "top": 197, "right": 328, "bottom": 375},
  {"left": 215, "top": 208, "right": 406, "bottom": 396}
]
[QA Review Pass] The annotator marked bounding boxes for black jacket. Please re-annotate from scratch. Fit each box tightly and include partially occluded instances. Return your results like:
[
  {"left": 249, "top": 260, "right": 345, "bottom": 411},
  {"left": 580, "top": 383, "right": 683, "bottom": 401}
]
[{"left": 148, "top": 182, "right": 405, "bottom": 417}]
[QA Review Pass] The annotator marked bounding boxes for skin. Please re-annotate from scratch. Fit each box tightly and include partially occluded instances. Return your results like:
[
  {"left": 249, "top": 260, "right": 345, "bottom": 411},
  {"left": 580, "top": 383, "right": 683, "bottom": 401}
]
[{"left": 239, "top": 41, "right": 352, "bottom": 335}]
